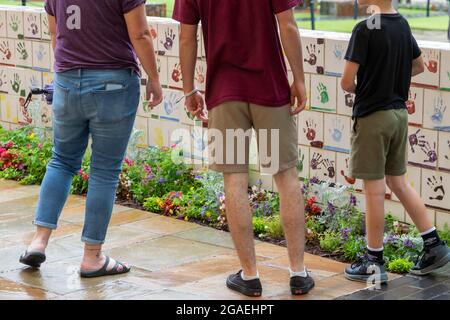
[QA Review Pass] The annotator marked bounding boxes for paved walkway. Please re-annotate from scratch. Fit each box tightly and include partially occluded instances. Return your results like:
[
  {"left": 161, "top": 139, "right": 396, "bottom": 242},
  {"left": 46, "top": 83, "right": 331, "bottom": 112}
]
[{"left": 1, "top": 179, "right": 439, "bottom": 301}]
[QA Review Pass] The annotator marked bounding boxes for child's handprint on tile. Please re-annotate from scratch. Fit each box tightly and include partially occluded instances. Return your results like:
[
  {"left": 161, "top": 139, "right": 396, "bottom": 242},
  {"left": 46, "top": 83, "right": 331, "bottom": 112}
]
[
  {"left": 296, "top": 149, "right": 305, "bottom": 173},
  {"left": 424, "top": 51, "right": 439, "bottom": 74},
  {"left": 16, "top": 42, "right": 28, "bottom": 61},
  {"left": 420, "top": 141, "right": 437, "bottom": 164},
  {"left": 310, "top": 152, "right": 323, "bottom": 170},
  {"left": 192, "top": 130, "right": 206, "bottom": 151},
  {"left": 431, "top": 97, "right": 447, "bottom": 124},
  {"left": 304, "top": 44, "right": 319, "bottom": 66},
  {"left": 333, "top": 44, "right": 345, "bottom": 60},
  {"left": 427, "top": 175, "right": 445, "bottom": 201},
  {"left": 171, "top": 63, "right": 182, "bottom": 82},
  {"left": 445, "top": 140, "right": 450, "bottom": 160},
  {"left": 329, "top": 118, "right": 344, "bottom": 142},
  {"left": 42, "top": 16, "right": 50, "bottom": 37},
  {"left": 163, "top": 92, "right": 178, "bottom": 115},
  {"left": 0, "top": 70, "right": 6, "bottom": 88},
  {"left": 323, "top": 159, "right": 335, "bottom": 179},
  {"left": 195, "top": 65, "right": 205, "bottom": 85},
  {"left": 10, "top": 73, "right": 21, "bottom": 94},
  {"left": 408, "top": 129, "right": 426, "bottom": 153},
  {"left": 27, "top": 15, "right": 39, "bottom": 35},
  {"left": 9, "top": 14, "right": 19, "bottom": 32},
  {"left": 317, "top": 82, "right": 329, "bottom": 104},
  {"left": 161, "top": 28, "right": 176, "bottom": 51},
  {"left": 340, "top": 158, "right": 356, "bottom": 185},
  {"left": 303, "top": 119, "right": 317, "bottom": 141},
  {"left": 0, "top": 40, "right": 12, "bottom": 60},
  {"left": 36, "top": 44, "right": 46, "bottom": 62},
  {"left": 406, "top": 91, "right": 417, "bottom": 115}
]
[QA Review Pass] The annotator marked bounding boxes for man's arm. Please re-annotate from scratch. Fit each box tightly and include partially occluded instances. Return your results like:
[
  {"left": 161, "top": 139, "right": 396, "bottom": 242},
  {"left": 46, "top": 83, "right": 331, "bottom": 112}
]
[
  {"left": 124, "top": 4, "right": 162, "bottom": 107},
  {"left": 47, "top": 14, "right": 56, "bottom": 51},
  {"left": 341, "top": 61, "right": 359, "bottom": 94},
  {"left": 179, "top": 23, "right": 207, "bottom": 121},
  {"left": 412, "top": 56, "right": 425, "bottom": 77},
  {"left": 276, "top": 8, "right": 307, "bottom": 115}
]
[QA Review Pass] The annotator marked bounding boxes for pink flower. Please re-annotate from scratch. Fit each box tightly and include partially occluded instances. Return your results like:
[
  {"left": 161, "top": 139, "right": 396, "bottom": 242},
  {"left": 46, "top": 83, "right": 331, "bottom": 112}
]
[
  {"left": 5, "top": 141, "right": 14, "bottom": 148},
  {"left": 124, "top": 157, "right": 133, "bottom": 167}
]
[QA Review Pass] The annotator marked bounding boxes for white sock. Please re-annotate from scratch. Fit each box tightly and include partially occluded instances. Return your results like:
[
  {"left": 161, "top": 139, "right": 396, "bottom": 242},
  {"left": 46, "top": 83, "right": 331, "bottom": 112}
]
[
  {"left": 289, "top": 267, "right": 308, "bottom": 278},
  {"left": 367, "top": 246, "right": 384, "bottom": 252},
  {"left": 420, "top": 226, "right": 436, "bottom": 236},
  {"left": 241, "top": 270, "right": 259, "bottom": 281}
]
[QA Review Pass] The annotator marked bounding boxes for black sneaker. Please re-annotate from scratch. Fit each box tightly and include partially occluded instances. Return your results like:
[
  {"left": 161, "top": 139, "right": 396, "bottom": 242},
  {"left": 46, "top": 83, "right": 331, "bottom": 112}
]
[
  {"left": 226, "top": 270, "right": 262, "bottom": 297},
  {"left": 290, "top": 272, "right": 315, "bottom": 295},
  {"left": 344, "top": 254, "right": 388, "bottom": 283},
  {"left": 410, "top": 242, "right": 450, "bottom": 276}
]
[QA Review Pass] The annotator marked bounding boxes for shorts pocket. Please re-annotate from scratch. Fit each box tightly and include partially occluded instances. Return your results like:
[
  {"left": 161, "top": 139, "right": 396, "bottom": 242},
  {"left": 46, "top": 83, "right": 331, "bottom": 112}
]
[
  {"left": 52, "top": 82, "right": 70, "bottom": 119},
  {"left": 92, "top": 86, "right": 129, "bottom": 123}
]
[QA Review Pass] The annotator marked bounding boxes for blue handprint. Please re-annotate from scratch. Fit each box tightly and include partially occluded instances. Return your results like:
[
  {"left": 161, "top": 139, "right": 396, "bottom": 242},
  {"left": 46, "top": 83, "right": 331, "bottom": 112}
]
[
  {"left": 333, "top": 44, "right": 345, "bottom": 60},
  {"left": 431, "top": 97, "right": 447, "bottom": 124},
  {"left": 29, "top": 75, "right": 39, "bottom": 88},
  {"left": 163, "top": 92, "right": 178, "bottom": 115},
  {"left": 329, "top": 118, "right": 344, "bottom": 142},
  {"left": 192, "top": 129, "right": 206, "bottom": 151},
  {"left": 36, "top": 44, "right": 46, "bottom": 62}
]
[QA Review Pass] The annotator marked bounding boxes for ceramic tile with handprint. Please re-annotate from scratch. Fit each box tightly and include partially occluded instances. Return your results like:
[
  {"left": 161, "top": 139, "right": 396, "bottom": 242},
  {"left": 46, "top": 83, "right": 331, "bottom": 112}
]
[
  {"left": 309, "top": 149, "right": 336, "bottom": 183},
  {"left": 298, "top": 110, "right": 324, "bottom": 148},
  {"left": 14, "top": 40, "right": 32, "bottom": 67},
  {"left": 159, "top": 89, "right": 183, "bottom": 121},
  {"left": 42, "top": 71, "right": 54, "bottom": 87},
  {"left": 157, "top": 22, "right": 179, "bottom": 57},
  {"left": 324, "top": 113, "right": 351, "bottom": 153},
  {"left": 422, "top": 169, "right": 450, "bottom": 211},
  {"left": 438, "top": 131, "right": 450, "bottom": 171},
  {"left": 24, "top": 10, "right": 41, "bottom": 39},
  {"left": 412, "top": 48, "right": 440, "bottom": 88},
  {"left": 168, "top": 57, "right": 183, "bottom": 89},
  {"left": 6, "top": 10, "right": 23, "bottom": 39},
  {"left": 0, "top": 10, "right": 6, "bottom": 37},
  {"left": 25, "top": 70, "right": 42, "bottom": 91},
  {"left": 407, "top": 86, "right": 424, "bottom": 125},
  {"left": 8, "top": 69, "right": 26, "bottom": 97},
  {"left": 391, "top": 165, "right": 422, "bottom": 202},
  {"left": 407, "top": 126, "right": 438, "bottom": 169},
  {"left": 336, "top": 152, "right": 363, "bottom": 190},
  {"left": 310, "top": 74, "right": 337, "bottom": 113},
  {"left": 40, "top": 11, "right": 51, "bottom": 40},
  {"left": 32, "top": 41, "right": 51, "bottom": 70},
  {"left": 337, "top": 78, "right": 354, "bottom": 117},
  {"left": 0, "top": 38, "right": 15, "bottom": 65},
  {"left": 148, "top": 118, "right": 170, "bottom": 147},
  {"left": 155, "top": 55, "right": 168, "bottom": 86},
  {"left": 324, "top": 38, "right": 349, "bottom": 76},
  {"left": 302, "top": 37, "right": 325, "bottom": 74},
  {"left": 133, "top": 116, "right": 149, "bottom": 147},
  {"left": 192, "top": 126, "right": 208, "bottom": 162},
  {"left": 440, "top": 50, "right": 450, "bottom": 90},
  {"left": 1, "top": 94, "right": 18, "bottom": 123},
  {"left": 423, "top": 89, "right": 450, "bottom": 131},
  {"left": 0, "top": 67, "right": 10, "bottom": 93}
]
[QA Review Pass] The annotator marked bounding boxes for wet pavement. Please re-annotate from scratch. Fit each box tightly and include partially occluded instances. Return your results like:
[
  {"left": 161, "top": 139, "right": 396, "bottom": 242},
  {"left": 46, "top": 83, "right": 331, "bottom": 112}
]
[{"left": 1, "top": 179, "right": 447, "bottom": 300}]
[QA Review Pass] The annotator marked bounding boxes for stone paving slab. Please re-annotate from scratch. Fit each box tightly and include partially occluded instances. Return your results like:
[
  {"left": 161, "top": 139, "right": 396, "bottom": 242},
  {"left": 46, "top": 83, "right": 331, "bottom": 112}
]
[{"left": 1, "top": 179, "right": 447, "bottom": 300}]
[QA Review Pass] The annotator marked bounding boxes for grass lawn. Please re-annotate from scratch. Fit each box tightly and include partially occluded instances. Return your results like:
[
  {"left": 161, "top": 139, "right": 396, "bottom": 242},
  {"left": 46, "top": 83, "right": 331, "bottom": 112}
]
[{"left": 1, "top": 0, "right": 448, "bottom": 34}]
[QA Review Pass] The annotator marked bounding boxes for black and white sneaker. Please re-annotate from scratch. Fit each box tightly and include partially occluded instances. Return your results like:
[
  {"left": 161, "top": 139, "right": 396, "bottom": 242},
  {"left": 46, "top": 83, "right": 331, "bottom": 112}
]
[
  {"left": 344, "top": 254, "right": 388, "bottom": 283},
  {"left": 410, "top": 242, "right": 450, "bottom": 276},
  {"left": 290, "top": 273, "right": 315, "bottom": 295},
  {"left": 226, "top": 270, "right": 262, "bottom": 297}
]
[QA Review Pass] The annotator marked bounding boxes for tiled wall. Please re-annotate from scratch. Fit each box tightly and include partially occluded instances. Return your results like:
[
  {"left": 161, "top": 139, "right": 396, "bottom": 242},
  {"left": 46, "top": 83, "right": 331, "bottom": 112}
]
[{"left": 0, "top": 6, "right": 449, "bottom": 229}]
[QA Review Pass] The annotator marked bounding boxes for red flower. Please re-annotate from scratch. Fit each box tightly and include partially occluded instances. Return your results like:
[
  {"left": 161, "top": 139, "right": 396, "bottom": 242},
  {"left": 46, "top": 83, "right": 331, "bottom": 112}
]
[
  {"left": 124, "top": 157, "right": 133, "bottom": 167},
  {"left": 5, "top": 141, "right": 14, "bottom": 149}
]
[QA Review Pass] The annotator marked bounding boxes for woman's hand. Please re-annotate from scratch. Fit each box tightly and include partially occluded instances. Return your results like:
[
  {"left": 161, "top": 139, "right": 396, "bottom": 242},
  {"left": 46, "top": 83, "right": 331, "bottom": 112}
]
[{"left": 146, "top": 79, "right": 163, "bottom": 108}]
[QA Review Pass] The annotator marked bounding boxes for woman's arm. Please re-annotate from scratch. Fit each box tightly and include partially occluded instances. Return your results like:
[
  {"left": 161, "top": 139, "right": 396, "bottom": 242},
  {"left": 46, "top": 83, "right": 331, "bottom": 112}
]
[
  {"left": 124, "top": 4, "right": 162, "bottom": 107},
  {"left": 47, "top": 14, "right": 57, "bottom": 51}
]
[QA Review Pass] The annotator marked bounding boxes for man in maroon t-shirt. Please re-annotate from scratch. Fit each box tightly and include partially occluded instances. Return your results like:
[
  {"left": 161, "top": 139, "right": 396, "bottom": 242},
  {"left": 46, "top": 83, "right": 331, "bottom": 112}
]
[{"left": 174, "top": 0, "right": 314, "bottom": 297}]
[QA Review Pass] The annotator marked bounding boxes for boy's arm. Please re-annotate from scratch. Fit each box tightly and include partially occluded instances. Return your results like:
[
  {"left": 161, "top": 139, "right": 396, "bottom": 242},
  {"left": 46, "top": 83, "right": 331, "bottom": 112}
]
[
  {"left": 412, "top": 56, "right": 425, "bottom": 77},
  {"left": 341, "top": 61, "right": 359, "bottom": 94},
  {"left": 276, "top": 9, "right": 307, "bottom": 115},
  {"left": 47, "top": 14, "right": 56, "bottom": 51},
  {"left": 179, "top": 23, "right": 207, "bottom": 121}
]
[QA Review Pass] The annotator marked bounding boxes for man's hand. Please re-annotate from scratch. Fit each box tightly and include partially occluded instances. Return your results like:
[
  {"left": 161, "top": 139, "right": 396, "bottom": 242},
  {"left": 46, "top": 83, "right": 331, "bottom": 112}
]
[
  {"left": 146, "top": 79, "right": 163, "bottom": 108},
  {"left": 186, "top": 92, "right": 208, "bottom": 123},
  {"left": 290, "top": 80, "right": 307, "bottom": 115}
]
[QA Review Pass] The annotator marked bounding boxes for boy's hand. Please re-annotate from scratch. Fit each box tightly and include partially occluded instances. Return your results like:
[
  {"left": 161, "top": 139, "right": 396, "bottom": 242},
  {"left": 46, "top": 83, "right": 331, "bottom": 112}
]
[
  {"left": 146, "top": 79, "right": 163, "bottom": 108},
  {"left": 290, "top": 80, "right": 307, "bottom": 115},
  {"left": 186, "top": 91, "right": 208, "bottom": 123}
]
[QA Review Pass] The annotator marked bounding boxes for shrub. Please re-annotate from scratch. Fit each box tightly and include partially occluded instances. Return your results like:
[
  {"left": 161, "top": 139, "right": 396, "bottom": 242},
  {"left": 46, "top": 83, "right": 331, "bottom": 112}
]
[
  {"left": 319, "top": 231, "right": 341, "bottom": 253},
  {"left": 143, "top": 196, "right": 162, "bottom": 213},
  {"left": 438, "top": 224, "right": 450, "bottom": 244},
  {"left": 253, "top": 217, "right": 266, "bottom": 236},
  {"left": 387, "top": 258, "right": 414, "bottom": 273},
  {"left": 343, "top": 236, "right": 366, "bottom": 261},
  {"left": 264, "top": 216, "right": 284, "bottom": 239}
]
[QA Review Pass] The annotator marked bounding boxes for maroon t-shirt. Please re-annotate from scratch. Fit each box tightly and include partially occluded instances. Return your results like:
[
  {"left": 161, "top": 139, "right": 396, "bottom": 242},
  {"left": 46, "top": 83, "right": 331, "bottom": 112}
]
[
  {"left": 45, "top": 0, "right": 145, "bottom": 74},
  {"left": 173, "top": 0, "right": 300, "bottom": 110}
]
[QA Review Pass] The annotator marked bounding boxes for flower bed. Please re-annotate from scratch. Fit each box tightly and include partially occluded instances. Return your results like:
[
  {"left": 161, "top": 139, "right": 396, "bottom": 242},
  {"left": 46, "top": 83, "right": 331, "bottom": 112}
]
[{"left": 1, "top": 125, "right": 449, "bottom": 274}]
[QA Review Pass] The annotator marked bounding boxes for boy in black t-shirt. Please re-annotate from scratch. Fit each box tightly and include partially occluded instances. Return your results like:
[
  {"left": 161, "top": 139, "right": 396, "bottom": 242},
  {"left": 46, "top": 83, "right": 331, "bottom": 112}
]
[{"left": 341, "top": 0, "right": 450, "bottom": 282}]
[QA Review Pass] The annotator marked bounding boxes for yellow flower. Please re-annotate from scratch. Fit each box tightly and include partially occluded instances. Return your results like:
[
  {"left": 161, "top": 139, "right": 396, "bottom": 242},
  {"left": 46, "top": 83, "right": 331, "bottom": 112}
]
[
  {"left": 184, "top": 216, "right": 189, "bottom": 221},
  {"left": 169, "top": 209, "right": 173, "bottom": 215},
  {"left": 28, "top": 133, "right": 35, "bottom": 139}
]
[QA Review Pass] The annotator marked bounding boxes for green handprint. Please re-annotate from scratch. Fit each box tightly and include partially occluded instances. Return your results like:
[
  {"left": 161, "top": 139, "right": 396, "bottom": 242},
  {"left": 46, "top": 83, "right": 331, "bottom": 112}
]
[
  {"left": 10, "top": 73, "right": 21, "bottom": 93},
  {"left": 9, "top": 14, "right": 19, "bottom": 32},
  {"left": 317, "top": 82, "right": 329, "bottom": 104},
  {"left": 296, "top": 149, "right": 305, "bottom": 173},
  {"left": 17, "top": 42, "right": 28, "bottom": 61},
  {"left": 42, "top": 17, "right": 50, "bottom": 37}
]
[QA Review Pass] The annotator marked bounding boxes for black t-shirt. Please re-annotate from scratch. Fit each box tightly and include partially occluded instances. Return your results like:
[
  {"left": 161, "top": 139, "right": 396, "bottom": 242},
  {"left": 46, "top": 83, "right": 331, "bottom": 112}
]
[{"left": 345, "top": 13, "right": 422, "bottom": 118}]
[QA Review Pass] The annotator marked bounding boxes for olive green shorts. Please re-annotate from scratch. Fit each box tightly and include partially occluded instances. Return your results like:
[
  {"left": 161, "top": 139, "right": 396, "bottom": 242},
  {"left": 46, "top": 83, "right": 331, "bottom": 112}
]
[
  {"left": 350, "top": 109, "right": 408, "bottom": 180},
  {"left": 208, "top": 101, "right": 298, "bottom": 175}
]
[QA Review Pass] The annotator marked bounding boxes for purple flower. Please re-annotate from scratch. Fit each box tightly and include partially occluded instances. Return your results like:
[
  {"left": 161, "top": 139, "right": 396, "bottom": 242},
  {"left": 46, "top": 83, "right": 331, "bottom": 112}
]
[
  {"left": 403, "top": 239, "right": 416, "bottom": 249},
  {"left": 158, "top": 177, "right": 167, "bottom": 184},
  {"left": 384, "top": 234, "right": 397, "bottom": 245},
  {"left": 310, "top": 177, "right": 320, "bottom": 184},
  {"left": 349, "top": 194, "right": 357, "bottom": 206},
  {"left": 341, "top": 227, "right": 352, "bottom": 241},
  {"left": 200, "top": 205, "right": 207, "bottom": 217},
  {"left": 327, "top": 201, "right": 336, "bottom": 215},
  {"left": 176, "top": 170, "right": 184, "bottom": 176}
]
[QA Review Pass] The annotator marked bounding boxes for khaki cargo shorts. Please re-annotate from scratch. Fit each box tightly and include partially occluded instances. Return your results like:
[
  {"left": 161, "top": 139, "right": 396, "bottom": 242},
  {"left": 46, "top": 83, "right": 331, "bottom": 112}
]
[
  {"left": 350, "top": 108, "right": 408, "bottom": 180},
  {"left": 208, "top": 101, "right": 298, "bottom": 175}
]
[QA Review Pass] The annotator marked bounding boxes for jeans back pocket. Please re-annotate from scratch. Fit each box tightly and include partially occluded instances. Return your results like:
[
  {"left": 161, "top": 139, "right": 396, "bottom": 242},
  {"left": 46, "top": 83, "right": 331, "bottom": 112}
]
[
  {"left": 92, "top": 85, "right": 129, "bottom": 123},
  {"left": 52, "top": 82, "right": 70, "bottom": 119}
]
